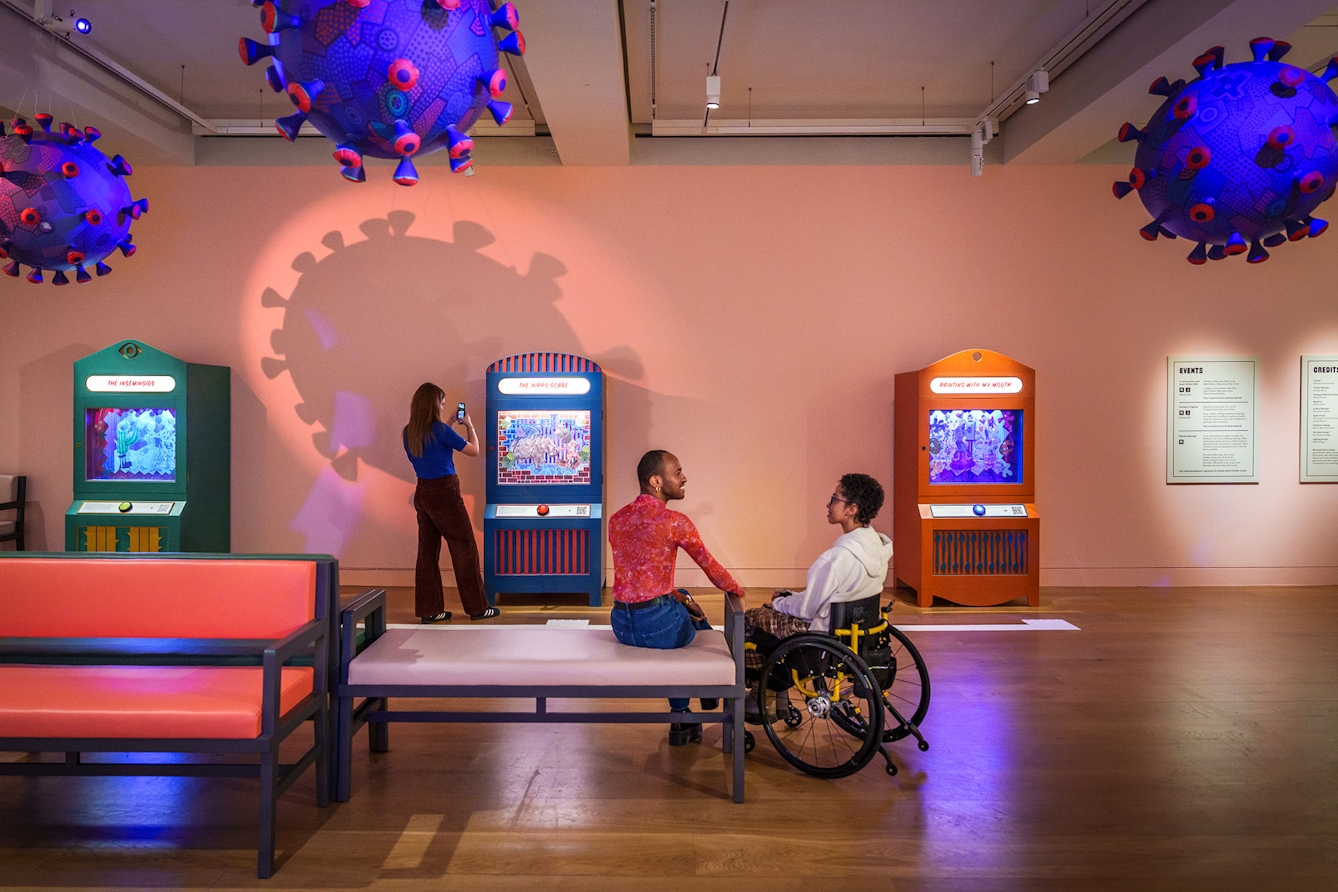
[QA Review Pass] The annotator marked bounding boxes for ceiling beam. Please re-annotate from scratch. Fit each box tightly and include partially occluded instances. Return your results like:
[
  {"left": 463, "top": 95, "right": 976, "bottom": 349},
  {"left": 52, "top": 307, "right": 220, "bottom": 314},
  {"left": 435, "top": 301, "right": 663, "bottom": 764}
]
[
  {"left": 1003, "top": 0, "right": 1337, "bottom": 164},
  {"left": 516, "top": 0, "right": 630, "bottom": 166},
  {"left": 0, "top": 3, "right": 193, "bottom": 165}
]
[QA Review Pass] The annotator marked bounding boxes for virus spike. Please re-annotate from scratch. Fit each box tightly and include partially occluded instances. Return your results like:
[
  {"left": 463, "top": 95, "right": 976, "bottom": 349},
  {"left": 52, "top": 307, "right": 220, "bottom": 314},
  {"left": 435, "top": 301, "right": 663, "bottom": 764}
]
[
  {"left": 287, "top": 78, "right": 324, "bottom": 113},
  {"left": 52, "top": 270, "right": 69, "bottom": 286},
  {"left": 0, "top": 120, "right": 6, "bottom": 137},
  {"left": 1249, "top": 37, "right": 1274, "bottom": 63},
  {"left": 1309, "top": 216, "right": 1329, "bottom": 238},
  {"left": 265, "top": 64, "right": 287, "bottom": 93},
  {"left": 480, "top": 68, "right": 508, "bottom": 99},
  {"left": 109, "top": 155, "right": 133, "bottom": 177},
  {"left": 1268, "top": 41, "right": 1292, "bottom": 63},
  {"left": 333, "top": 144, "right": 362, "bottom": 168},
  {"left": 83, "top": 126, "right": 101, "bottom": 142},
  {"left": 1187, "top": 243, "right": 1207, "bottom": 264},
  {"left": 75, "top": 264, "right": 91, "bottom": 283},
  {"left": 33, "top": 113, "right": 53, "bottom": 132},
  {"left": 390, "top": 119, "right": 420, "bottom": 155},
  {"left": 57, "top": 121, "right": 73, "bottom": 139},
  {"left": 488, "top": 100, "right": 513, "bottom": 126},
  {"left": 1158, "top": 226, "right": 1178, "bottom": 240},
  {"left": 1113, "top": 181, "right": 1134, "bottom": 199},
  {"left": 1267, "top": 125, "right": 1295, "bottom": 150},
  {"left": 1118, "top": 122, "right": 1142, "bottom": 143},
  {"left": 275, "top": 111, "right": 306, "bottom": 141},
  {"left": 60, "top": 161, "right": 80, "bottom": 178},
  {"left": 66, "top": 249, "right": 84, "bottom": 265},
  {"left": 1139, "top": 221, "right": 1161, "bottom": 241},
  {"left": 19, "top": 207, "right": 40, "bottom": 225},
  {"left": 239, "top": 36, "right": 276, "bottom": 65},
  {"left": 393, "top": 156, "right": 419, "bottom": 185},
  {"left": 64, "top": 124, "right": 84, "bottom": 144},
  {"left": 1286, "top": 219, "right": 1309, "bottom": 241},
  {"left": 0, "top": 241, "right": 8, "bottom": 258},
  {"left": 118, "top": 240, "right": 136, "bottom": 258},
  {"left": 1148, "top": 76, "right": 1174, "bottom": 96},
  {"left": 1262, "top": 233, "right": 1287, "bottom": 248},
  {"left": 95, "top": 261, "right": 112, "bottom": 276},
  {"left": 1192, "top": 46, "right": 1224, "bottom": 76},
  {"left": 261, "top": 2, "right": 300, "bottom": 34},
  {"left": 1246, "top": 239, "right": 1269, "bottom": 263},
  {"left": 14, "top": 121, "right": 33, "bottom": 143},
  {"left": 1223, "top": 232, "right": 1248, "bottom": 255},
  {"left": 447, "top": 125, "right": 473, "bottom": 159},
  {"left": 1207, "top": 245, "right": 1226, "bottom": 261},
  {"left": 489, "top": 3, "right": 519, "bottom": 31},
  {"left": 1323, "top": 58, "right": 1338, "bottom": 83},
  {"left": 340, "top": 163, "right": 367, "bottom": 183},
  {"left": 388, "top": 58, "right": 419, "bottom": 91},
  {"left": 85, "top": 208, "right": 102, "bottom": 225},
  {"left": 2, "top": 260, "right": 18, "bottom": 277},
  {"left": 26, "top": 267, "right": 42, "bottom": 284},
  {"left": 433, "top": 0, "right": 462, "bottom": 9},
  {"left": 499, "top": 30, "right": 525, "bottom": 56},
  {"left": 450, "top": 154, "right": 473, "bottom": 174}
]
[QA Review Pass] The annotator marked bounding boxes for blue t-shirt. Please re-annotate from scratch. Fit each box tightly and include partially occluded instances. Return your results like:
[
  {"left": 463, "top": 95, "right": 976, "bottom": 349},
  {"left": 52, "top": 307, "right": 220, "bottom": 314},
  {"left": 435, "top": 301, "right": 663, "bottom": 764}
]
[{"left": 404, "top": 421, "right": 467, "bottom": 479}]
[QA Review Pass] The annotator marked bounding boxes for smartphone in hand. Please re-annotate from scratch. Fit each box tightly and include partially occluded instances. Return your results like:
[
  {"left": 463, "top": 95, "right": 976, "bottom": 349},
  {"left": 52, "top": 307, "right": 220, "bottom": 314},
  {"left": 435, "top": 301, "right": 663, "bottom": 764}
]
[{"left": 455, "top": 402, "right": 466, "bottom": 423}]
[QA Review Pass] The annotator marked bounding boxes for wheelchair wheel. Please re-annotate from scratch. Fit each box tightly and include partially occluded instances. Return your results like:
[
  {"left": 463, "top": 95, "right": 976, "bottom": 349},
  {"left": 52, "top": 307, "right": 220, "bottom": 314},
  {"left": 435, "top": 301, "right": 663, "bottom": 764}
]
[
  {"left": 758, "top": 634, "right": 884, "bottom": 779},
  {"left": 881, "top": 626, "right": 931, "bottom": 743}
]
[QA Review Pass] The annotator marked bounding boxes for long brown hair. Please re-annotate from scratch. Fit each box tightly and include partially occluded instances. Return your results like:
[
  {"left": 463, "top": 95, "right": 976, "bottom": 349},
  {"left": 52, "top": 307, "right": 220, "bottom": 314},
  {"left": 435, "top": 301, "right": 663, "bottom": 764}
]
[{"left": 404, "top": 382, "right": 445, "bottom": 458}]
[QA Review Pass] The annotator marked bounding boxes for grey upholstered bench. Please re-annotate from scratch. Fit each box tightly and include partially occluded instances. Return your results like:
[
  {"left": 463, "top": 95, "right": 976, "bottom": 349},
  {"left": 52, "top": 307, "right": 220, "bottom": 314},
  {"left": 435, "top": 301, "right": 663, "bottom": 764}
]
[{"left": 334, "top": 590, "right": 746, "bottom": 803}]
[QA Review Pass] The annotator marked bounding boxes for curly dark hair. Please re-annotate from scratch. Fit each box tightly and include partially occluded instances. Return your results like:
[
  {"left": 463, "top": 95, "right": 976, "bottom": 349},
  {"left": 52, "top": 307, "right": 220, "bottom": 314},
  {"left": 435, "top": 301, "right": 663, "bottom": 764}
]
[
  {"left": 839, "top": 473, "right": 884, "bottom": 525},
  {"left": 636, "top": 449, "right": 671, "bottom": 489}
]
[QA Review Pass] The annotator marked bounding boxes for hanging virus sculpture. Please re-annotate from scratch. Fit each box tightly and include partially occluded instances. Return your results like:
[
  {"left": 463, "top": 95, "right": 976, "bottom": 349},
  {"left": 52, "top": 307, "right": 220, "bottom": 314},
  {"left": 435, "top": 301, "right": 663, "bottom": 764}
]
[
  {"left": 1114, "top": 38, "right": 1338, "bottom": 264},
  {"left": 240, "top": 0, "right": 525, "bottom": 184},
  {"left": 0, "top": 114, "right": 146, "bottom": 285}
]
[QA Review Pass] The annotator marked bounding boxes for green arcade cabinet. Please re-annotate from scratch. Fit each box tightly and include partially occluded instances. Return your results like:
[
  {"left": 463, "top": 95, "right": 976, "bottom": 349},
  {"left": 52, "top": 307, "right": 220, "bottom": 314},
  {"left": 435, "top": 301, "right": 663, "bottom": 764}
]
[{"left": 65, "top": 340, "right": 230, "bottom": 553}]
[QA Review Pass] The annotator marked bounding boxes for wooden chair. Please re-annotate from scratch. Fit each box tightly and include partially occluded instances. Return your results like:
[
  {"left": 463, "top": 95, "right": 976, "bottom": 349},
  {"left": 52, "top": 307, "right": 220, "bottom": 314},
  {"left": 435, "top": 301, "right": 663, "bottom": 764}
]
[{"left": 0, "top": 475, "right": 24, "bottom": 551}]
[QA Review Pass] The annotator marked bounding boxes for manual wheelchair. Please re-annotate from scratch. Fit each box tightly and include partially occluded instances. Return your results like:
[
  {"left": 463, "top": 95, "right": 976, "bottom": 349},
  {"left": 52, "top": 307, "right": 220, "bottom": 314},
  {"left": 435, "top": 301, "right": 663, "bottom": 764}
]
[{"left": 743, "top": 594, "right": 930, "bottom": 778}]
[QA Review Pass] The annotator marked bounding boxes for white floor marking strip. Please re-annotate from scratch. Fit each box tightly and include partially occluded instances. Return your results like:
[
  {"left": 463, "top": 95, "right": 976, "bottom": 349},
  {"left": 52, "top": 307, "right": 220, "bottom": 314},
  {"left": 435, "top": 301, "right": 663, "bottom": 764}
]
[{"left": 386, "top": 618, "right": 1079, "bottom": 632}]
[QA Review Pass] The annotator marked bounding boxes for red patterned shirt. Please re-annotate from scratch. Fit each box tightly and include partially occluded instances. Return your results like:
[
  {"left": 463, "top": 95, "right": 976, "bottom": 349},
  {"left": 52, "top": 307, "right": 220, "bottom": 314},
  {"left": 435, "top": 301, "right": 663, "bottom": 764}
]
[{"left": 609, "top": 494, "right": 744, "bottom": 603}]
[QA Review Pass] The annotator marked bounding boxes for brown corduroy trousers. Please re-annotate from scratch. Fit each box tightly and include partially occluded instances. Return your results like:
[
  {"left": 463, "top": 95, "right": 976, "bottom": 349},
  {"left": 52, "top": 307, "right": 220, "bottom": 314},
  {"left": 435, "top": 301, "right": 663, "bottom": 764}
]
[{"left": 413, "top": 474, "right": 488, "bottom": 617}]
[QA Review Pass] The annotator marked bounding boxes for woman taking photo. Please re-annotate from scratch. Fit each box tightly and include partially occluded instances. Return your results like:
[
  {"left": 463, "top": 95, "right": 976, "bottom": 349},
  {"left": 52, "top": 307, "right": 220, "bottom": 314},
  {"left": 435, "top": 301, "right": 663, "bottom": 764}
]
[{"left": 402, "top": 383, "right": 499, "bottom": 622}]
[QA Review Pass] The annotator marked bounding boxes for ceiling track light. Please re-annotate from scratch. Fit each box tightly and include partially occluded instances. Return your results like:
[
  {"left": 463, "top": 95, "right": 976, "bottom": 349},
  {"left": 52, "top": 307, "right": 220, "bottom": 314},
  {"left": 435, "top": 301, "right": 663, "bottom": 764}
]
[
  {"left": 1025, "top": 70, "right": 1050, "bottom": 105},
  {"left": 703, "top": 0, "right": 729, "bottom": 120},
  {"left": 706, "top": 75, "right": 720, "bottom": 109}
]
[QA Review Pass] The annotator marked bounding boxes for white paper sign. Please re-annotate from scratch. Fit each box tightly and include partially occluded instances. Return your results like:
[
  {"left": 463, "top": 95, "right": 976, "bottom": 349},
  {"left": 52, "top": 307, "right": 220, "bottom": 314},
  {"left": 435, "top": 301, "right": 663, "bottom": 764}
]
[
  {"left": 929, "top": 503, "right": 1029, "bottom": 518},
  {"left": 1302, "top": 355, "right": 1338, "bottom": 483},
  {"left": 929, "top": 376, "right": 1024, "bottom": 394},
  {"left": 496, "top": 377, "right": 590, "bottom": 396},
  {"left": 1167, "top": 356, "right": 1259, "bottom": 483},
  {"left": 85, "top": 375, "right": 176, "bottom": 393},
  {"left": 494, "top": 504, "right": 591, "bottom": 518}
]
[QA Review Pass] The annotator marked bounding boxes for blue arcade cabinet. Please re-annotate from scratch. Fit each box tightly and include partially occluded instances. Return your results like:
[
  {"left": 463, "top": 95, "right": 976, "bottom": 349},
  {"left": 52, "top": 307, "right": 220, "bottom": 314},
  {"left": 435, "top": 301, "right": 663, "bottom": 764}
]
[{"left": 483, "top": 353, "right": 605, "bottom": 606}]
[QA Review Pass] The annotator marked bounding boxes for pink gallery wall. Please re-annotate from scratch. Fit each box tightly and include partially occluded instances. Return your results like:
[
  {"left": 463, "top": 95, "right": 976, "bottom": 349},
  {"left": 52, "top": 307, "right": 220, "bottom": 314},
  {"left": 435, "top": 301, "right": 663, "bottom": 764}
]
[{"left": 1, "top": 161, "right": 1335, "bottom": 588}]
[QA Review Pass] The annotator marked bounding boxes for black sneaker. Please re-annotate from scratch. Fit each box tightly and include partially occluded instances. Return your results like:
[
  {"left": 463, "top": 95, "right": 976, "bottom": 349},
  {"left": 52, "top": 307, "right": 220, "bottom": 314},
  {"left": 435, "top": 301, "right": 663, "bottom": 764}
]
[
  {"left": 668, "top": 708, "right": 702, "bottom": 746},
  {"left": 469, "top": 607, "right": 501, "bottom": 620},
  {"left": 420, "top": 611, "right": 452, "bottom": 624}
]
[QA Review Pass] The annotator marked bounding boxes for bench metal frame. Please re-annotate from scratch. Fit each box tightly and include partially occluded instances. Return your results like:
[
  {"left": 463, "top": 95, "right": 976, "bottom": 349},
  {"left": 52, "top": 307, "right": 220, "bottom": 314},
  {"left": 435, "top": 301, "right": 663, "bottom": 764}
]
[
  {"left": 0, "top": 554, "right": 338, "bottom": 879},
  {"left": 335, "top": 591, "right": 747, "bottom": 803}
]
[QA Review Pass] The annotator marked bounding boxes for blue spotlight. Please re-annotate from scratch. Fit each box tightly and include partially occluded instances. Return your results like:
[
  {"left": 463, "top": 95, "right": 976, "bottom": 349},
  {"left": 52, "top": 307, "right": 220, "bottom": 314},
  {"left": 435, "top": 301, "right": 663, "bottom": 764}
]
[{"left": 74, "top": 17, "right": 91, "bottom": 34}]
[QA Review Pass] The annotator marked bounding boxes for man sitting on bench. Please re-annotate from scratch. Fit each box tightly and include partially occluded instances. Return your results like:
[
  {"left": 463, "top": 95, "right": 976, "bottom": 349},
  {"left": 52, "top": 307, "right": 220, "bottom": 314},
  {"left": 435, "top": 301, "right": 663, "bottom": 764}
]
[
  {"left": 609, "top": 449, "right": 747, "bottom": 745},
  {"left": 743, "top": 473, "right": 892, "bottom": 688}
]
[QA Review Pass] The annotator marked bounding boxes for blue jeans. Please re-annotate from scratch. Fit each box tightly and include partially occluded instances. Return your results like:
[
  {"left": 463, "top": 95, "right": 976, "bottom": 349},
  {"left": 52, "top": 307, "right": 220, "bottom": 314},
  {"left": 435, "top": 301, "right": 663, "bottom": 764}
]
[{"left": 611, "top": 596, "right": 712, "bottom": 710}]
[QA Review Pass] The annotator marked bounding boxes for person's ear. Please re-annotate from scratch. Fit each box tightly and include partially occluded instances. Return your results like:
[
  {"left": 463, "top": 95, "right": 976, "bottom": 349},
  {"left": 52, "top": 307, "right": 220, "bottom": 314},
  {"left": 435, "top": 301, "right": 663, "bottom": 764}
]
[{"left": 648, "top": 474, "right": 662, "bottom": 492}]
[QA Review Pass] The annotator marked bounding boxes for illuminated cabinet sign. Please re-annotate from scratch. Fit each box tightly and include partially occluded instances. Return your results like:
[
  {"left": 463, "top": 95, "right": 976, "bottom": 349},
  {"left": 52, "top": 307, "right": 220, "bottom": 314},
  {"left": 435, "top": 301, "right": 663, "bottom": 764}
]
[
  {"left": 85, "top": 375, "right": 177, "bottom": 393},
  {"left": 497, "top": 377, "right": 591, "bottom": 396},
  {"left": 929, "top": 376, "right": 1024, "bottom": 394}
]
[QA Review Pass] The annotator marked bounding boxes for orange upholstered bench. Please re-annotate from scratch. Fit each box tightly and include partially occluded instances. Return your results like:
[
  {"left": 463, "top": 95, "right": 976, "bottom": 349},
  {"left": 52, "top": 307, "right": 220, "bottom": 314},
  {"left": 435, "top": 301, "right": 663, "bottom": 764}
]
[{"left": 0, "top": 553, "right": 336, "bottom": 879}]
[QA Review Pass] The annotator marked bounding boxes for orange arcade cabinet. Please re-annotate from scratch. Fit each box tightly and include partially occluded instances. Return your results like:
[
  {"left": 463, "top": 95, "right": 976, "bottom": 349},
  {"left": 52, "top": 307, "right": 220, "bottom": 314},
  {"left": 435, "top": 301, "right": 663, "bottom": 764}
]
[{"left": 893, "top": 349, "right": 1039, "bottom": 607}]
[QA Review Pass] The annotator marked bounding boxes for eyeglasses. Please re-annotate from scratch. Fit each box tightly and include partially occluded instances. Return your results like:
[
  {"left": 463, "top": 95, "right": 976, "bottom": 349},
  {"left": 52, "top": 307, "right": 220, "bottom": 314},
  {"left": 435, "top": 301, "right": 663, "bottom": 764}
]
[{"left": 828, "top": 494, "right": 854, "bottom": 507}]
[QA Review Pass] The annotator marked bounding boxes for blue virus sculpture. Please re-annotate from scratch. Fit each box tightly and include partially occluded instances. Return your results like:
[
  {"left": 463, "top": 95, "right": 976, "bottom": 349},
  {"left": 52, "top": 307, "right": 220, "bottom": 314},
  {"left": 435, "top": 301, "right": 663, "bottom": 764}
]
[
  {"left": 240, "top": 0, "right": 525, "bottom": 184},
  {"left": 1114, "top": 38, "right": 1338, "bottom": 264},
  {"left": 0, "top": 114, "right": 145, "bottom": 285}
]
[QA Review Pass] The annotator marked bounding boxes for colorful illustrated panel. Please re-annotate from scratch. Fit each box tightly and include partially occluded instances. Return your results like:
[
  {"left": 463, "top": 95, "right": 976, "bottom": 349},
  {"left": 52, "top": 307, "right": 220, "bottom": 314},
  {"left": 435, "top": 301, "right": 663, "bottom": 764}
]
[
  {"left": 928, "top": 409, "right": 1022, "bottom": 485},
  {"left": 497, "top": 410, "right": 592, "bottom": 485},
  {"left": 85, "top": 407, "right": 177, "bottom": 482}
]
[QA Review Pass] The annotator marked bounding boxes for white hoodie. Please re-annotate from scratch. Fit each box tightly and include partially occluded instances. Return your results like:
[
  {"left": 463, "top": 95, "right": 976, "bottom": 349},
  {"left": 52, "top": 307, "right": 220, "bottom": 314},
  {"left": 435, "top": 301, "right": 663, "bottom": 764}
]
[{"left": 771, "top": 525, "right": 893, "bottom": 633}]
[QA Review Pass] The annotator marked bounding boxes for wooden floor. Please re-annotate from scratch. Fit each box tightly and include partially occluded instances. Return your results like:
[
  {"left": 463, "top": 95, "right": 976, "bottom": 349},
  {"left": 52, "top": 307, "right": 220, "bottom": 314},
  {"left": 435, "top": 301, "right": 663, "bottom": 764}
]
[{"left": 3, "top": 585, "right": 1337, "bottom": 890}]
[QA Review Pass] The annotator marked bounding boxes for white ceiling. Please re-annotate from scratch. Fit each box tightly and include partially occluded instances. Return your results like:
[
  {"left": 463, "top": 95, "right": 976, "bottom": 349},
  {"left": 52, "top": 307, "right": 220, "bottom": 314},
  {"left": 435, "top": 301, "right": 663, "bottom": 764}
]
[{"left": 2, "top": 0, "right": 1337, "bottom": 169}]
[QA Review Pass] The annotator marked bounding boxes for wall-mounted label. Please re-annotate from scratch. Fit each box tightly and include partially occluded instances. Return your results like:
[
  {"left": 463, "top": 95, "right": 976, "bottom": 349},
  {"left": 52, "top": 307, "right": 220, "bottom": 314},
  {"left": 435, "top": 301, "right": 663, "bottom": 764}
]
[
  {"left": 497, "top": 377, "right": 591, "bottom": 396},
  {"left": 1302, "top": 355, "right": 1338, "bottom": 483},
  {"left": 929, "top": 503, "right": 1028, "bottom": 518},
  {"left": 929, "top": 376, "right": 1023, "bottom": 394},
  {"left": 85, "top": 375, "right": 176, "bottom": 393},
  {"left": 495, "top": 504, "right": 591, "bottom": 518},
  {"left": 1167, "top": 356, "right": 1258, "bottom": 483}
]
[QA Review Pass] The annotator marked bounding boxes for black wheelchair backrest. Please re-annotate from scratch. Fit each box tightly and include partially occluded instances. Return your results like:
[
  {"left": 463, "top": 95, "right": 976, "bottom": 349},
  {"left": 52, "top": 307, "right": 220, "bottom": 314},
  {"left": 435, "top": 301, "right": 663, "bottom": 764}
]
[{"left": 829, "top": 595, "right": 883, "bottom": 633}]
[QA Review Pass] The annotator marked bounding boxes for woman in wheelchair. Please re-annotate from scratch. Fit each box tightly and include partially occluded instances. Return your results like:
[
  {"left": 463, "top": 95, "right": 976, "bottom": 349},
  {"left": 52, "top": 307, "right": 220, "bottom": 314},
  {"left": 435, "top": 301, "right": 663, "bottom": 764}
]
[
  {"left": 742, "top": 474, "right": 930, "bottom": 778},
  {"left": 744, "top": 473, "right": 891, "bottom": 684}
]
